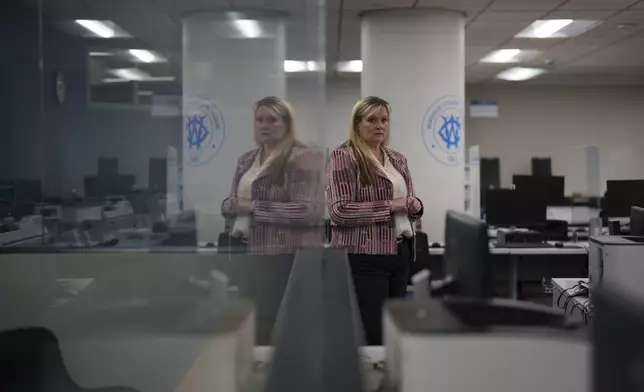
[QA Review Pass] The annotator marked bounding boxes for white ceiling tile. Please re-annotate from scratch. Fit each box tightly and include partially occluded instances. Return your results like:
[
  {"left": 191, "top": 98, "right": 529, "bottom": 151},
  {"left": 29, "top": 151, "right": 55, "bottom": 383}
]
[
  {"left": 473, "top": 11, "right": 547, "bottom": 23},
  {"left": 559, "top": 0, "right": 640, "bottom": 10},
  {"left": 342, "top": 0, "right": 415, "bottom": 11},
  {"left": 538, "top": 41, "right": 600, "bottom": 63},
  {"left": 465, "top": 45, "right": 497, "bottom": 66},
  {"left": 501, "top": 38, "right": 562, "bottom": 50},
  {"left": 415, "top": 0, "right": 490, "bottom": 12},
  {"left": 609, "top": 9, "right": 644, "bottom": 22},
  {"left": 466, "top": 63, "right": 506, "bottom": 82},
  {"left": 546, "top": 10, "right": 617, "bottom": 19},
  {"left": 488, "top": 0, "right": 566, "bottom": 11}
]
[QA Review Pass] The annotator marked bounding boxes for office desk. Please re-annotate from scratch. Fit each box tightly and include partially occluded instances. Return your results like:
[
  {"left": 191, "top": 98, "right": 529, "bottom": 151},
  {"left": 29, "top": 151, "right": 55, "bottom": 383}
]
[
  {"left": 552, "top": 278, "right": 591, "bottom": 324},
  {"left": 427, "top": 243, "right": 588, "bottom": 299},
  {"left": 253, "top": 346, "right": 385, "bottom": 392}
]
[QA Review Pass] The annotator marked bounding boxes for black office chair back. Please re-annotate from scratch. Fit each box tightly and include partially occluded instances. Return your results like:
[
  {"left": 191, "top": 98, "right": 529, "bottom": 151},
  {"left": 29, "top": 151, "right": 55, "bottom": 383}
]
[{"left": 0, "top": 327, "right": 140, "bottom": 392}]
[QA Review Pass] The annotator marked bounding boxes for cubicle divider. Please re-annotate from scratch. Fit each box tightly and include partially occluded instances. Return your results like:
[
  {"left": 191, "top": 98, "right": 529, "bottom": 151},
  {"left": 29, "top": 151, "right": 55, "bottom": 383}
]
[{"left": 266, "top": 247, "right": 365, "bottom": 392}]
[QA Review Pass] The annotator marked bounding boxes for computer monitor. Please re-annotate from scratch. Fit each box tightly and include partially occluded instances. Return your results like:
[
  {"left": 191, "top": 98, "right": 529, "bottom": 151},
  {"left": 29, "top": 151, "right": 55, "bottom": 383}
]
[
  {"left": 630, "top": 207, "right": 644, "bottom": 237},
  {"left": 443, "top": 210, "right": 493, "bottom": 298},
  {"left": 531, "top": 157, "right": 552, "bottom": 177},
  {"left": 593, "top": 287, "right": 644, "bottom": 392},
  {"left": 605, "top": 180, "right": 644, "bottom": 218},
  {"left": 485, "top": 189, "right": 547, "bottom": 227},
  {"left": 512, "top": 175, "right": 565, "bottom": 205}
]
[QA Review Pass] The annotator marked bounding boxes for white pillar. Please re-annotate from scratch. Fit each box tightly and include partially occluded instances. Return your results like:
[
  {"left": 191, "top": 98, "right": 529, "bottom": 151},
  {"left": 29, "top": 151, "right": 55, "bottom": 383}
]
[
  {"left": 182, "top": 12, "right": 286, "bottom": 245},
  {"left": 361, "top": 9, "right": 465, "bottom": 241}
]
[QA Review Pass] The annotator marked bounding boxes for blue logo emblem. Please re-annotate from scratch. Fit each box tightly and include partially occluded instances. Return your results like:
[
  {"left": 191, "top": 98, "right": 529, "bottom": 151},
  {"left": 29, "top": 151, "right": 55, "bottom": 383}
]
[
  {"left": 421, "top": 95, "right": 463, "bottom": 166},
  {"left": 184, "top": 96, "right": 225, "bottom": 167}
]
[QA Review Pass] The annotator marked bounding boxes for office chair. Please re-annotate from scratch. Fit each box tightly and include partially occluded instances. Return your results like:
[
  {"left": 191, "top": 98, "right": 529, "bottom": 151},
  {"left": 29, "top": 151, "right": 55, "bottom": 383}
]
[{"left": 0, "top": 327, "right": 140, "bottom": 392}]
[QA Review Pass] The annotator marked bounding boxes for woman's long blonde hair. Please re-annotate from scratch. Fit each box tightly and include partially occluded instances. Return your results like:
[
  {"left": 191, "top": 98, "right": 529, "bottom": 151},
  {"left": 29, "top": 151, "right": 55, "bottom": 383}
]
[
  {"left": 347, "top": 96, "right": 391, "bottom": 186},
  {"left": 253, "top": 96, "right": 302, "bottom": 186}
]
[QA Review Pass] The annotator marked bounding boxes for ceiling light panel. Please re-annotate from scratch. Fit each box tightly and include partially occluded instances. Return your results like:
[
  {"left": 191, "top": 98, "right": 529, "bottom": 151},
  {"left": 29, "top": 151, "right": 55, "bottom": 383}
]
[
  {"left": 337, "top": 60, "right": 363, "bottom": 73},
  {"left": 480, "top": 49, "right": 542, "bottom": 63},
  {"left": 496, "top": 67, "right": 547, "bottom": 81},
  {"left": 73, "top": 20, "right": 131, "bottom": 39},
  {"left": 516, "top": 19, "right": 601, "bottom": 38},
  {"left": 129, "top": 49, "right": 166, "bottom": 63}
]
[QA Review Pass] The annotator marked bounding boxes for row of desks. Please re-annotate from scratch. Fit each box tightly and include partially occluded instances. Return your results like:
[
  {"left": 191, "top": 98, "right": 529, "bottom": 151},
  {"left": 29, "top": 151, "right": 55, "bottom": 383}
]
[{"left": 421, "top": 242, "right": 589, "bottom": 299}]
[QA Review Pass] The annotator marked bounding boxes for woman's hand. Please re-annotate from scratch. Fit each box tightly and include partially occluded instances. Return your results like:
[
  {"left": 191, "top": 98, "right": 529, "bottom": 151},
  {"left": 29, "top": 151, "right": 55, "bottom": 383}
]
[
  {"left": 406, "top": 197, "right": 422, "bottom": 214},
  {"left": 236, "top": 198, "right": 255, "bottom": 215},
  {"left": 391, "top": 197, "right": 408, "bottom": 213},
  {"left": 222, "top": 197, "right": 238, "bottom": 214}
]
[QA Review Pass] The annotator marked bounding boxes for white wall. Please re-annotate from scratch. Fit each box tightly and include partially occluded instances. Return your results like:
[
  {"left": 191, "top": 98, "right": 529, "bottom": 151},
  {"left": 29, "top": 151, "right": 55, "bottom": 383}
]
[
  {"left": 466, "top": 85, "right": 644, "bottom": 195},
  {"left": 287, "top": 77, "right": 360, "bottom": 150},
  {"left": 290, "top": 80, "right": 644, "bottom": 197}
]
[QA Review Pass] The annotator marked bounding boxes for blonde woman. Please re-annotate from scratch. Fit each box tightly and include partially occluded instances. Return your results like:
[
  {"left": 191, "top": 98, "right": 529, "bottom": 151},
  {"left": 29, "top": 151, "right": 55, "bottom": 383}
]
[
  {"left": 325, "top": 96, "right": 424, "bottom": 345},
  {"left": 221, "top": 96, "right": 322, "bottom": 255},
  {"left": 221, "top": 96, "right": 323, "bottom": 344}
]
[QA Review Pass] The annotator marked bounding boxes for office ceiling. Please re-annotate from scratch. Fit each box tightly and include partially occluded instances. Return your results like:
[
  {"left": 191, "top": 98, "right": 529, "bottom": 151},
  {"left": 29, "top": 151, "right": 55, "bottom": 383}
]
[{"left": 23, "top": 0, "right": 644, "bottom": 85}]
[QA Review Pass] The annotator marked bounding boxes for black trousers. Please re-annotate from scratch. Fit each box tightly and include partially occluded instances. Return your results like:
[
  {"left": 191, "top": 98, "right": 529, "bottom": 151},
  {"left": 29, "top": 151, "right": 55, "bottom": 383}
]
[
  {"left": 348, "top": 237, "right": 413, "bottom": 346},
  {"left": 233, "top": 254, "right": 295, "bottom": 345}
]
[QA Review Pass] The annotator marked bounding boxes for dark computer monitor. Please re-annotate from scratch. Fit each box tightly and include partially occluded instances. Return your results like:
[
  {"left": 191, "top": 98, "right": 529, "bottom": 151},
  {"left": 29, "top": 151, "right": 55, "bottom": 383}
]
[
  {"left": 480, "top": 158, "right": 500, "bottom": 208},
  {"left": 531, "top": 157, "right": 552, "bottom": 177},
  {"left": 485, "top": 189, "right": 547, "bottom": 227},
  {"left": 605, "top": 180, "right": 644, "bottom": 218},
  {"left": 443, "top": 210, "right": 493, "bottom": 298},
  {"left": 630, "top": 207, "right": 644, "bottom": 237},
  {"left": 98, "top": 157, "right": 118, "bottom": 178},
  {"left": 512, "top": 175, "right": 565, "bottom": 205},
  {"left": 593, "top": 287, "right": 644, "bottom": 392},
  {"left": 149, "top": 158, "right": 167, "bottom": 192}
]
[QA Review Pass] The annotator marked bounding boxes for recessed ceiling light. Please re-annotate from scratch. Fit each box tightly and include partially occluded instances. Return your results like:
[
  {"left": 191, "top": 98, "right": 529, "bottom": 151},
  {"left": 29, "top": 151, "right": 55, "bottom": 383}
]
[
  {"left": 479, "top": 49, "right": 542, "bottom": 64},
  {"left": 75, "top": 20, "right": 115, "bottom": 38},
  {"left": 515, "top": 19, "right": 600, "bottom": 39},
  {"left": 481, "top": 49, "right": 521, "bottom": 63},
  {"left": 337, "top": 60, "right": 363, "bottom": 73},
  {"left": 496, "top": 67, "right": 547, "bottom": 81},
  {"left": 129, "top": 49, "right": 165, "bottom": 63}
]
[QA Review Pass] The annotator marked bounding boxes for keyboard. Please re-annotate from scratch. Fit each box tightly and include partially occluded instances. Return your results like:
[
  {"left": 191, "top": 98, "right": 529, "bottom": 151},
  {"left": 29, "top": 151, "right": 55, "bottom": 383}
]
[{"left": 497, "top": 242, "right": 553, "bottom": 249}]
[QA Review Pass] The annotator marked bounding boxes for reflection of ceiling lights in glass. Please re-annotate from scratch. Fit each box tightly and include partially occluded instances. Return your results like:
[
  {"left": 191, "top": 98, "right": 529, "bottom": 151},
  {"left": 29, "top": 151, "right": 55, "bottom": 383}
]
[
  {"left": 75, "top": 20, "right": 115, "bottom": 38},
  {"left": 104, "top": 72, "right": 176, "bottom": 83},
  {"left": 109, "top": 68, "right": 150, "bottom": 81},
  {"left": 284, "top": 61, "right": 320, "bottom": 72},
  {"left": 516, "top": 19, "right": 600, "bottom": 39},
  {"left": 480, "top": 49, "right": 542, "bottom": 64},
  {"left": 129, "top": 49, "right": 165, "bottom": 63},
  {"left": 337, "top": 60, "right": 363, "bottom": 73},
  {"left": 496, "top": 67, "right": 547, "bottom": 81},
  {"left": 234, "top": 19, "right": 261, "bottom": 38},
  {"left": 89, "top": 51, "right": 114, "bottom": 57}
]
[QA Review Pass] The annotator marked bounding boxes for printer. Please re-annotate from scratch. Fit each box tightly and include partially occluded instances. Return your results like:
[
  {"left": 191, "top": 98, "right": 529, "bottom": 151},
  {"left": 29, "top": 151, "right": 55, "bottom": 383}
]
[{"left": 589, "top": 235, "right": 644, "bottom": 302}]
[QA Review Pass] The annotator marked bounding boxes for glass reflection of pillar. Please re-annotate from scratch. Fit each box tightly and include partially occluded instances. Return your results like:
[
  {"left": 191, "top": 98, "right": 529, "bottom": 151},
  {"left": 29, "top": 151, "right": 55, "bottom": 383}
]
[{"left": 182, "top": 11, "right": 286, "bottom": 246}]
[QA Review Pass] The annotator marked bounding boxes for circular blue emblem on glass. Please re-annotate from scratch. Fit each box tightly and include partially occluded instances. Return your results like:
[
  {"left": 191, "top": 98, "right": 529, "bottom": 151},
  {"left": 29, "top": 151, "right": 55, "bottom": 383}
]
[
  {"left": 421, "top": 95, "right": 463, "bottom": 166},
  {"left": 184, "top": 96, "right": 226, "bottom": 167}
]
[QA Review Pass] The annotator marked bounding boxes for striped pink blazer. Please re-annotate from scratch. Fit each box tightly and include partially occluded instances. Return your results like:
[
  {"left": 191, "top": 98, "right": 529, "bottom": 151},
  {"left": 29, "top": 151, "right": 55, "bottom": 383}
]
[
  {"left": 325, "top": 144, "right": 424, "bottom": 255},
  {"left": 221, "top": 146, "right": 324, "bottom": 255}
]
